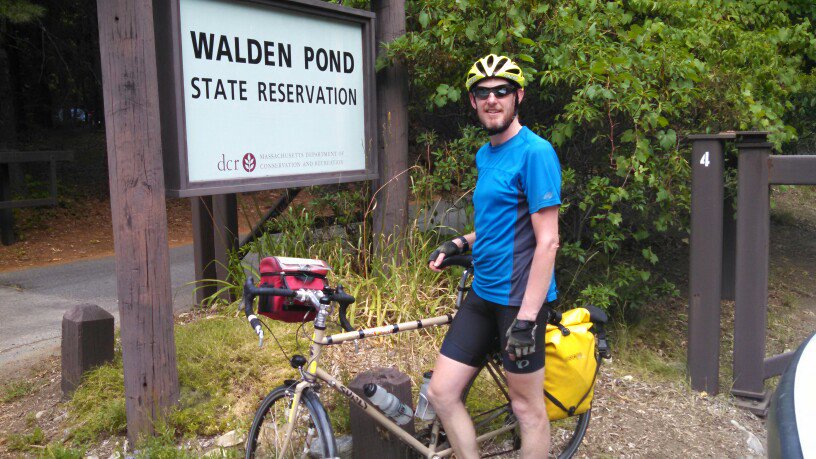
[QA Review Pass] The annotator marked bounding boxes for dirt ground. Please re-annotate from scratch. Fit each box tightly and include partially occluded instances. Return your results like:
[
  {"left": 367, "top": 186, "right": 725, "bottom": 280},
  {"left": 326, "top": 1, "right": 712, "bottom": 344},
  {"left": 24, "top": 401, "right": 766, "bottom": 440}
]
[
  {"left": 0, "top": 193, "right": 293, "bottom": 273},
  {"left": 1, "top": 156, "right": 814, "bottom": 458}
]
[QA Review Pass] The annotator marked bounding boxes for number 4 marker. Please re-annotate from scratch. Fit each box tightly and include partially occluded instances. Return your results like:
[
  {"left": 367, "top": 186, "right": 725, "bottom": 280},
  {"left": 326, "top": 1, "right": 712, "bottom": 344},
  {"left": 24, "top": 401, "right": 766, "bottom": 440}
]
[{"left": 700, "top": 151, "right": 710, "bottom": 167}]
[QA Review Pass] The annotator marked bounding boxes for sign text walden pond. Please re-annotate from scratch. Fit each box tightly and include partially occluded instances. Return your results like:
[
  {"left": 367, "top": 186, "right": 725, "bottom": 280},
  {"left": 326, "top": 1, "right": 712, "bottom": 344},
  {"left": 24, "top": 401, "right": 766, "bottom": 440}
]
[
  {"left": 155, "top": 0, "right": 377, "bottom": 196},
  {"left": 188, "top": 32, "right": 359, "bottom": 106}
]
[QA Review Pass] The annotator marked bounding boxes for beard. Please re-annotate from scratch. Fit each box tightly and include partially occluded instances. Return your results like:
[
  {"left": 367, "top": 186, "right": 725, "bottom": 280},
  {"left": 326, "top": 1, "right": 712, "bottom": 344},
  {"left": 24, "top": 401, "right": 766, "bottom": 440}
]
[
  {"left": 478, "top": 96, "right": 518, "bottom": 135},
  {"left": 482, "top": 112, "right": 516, "bottom": 135}
]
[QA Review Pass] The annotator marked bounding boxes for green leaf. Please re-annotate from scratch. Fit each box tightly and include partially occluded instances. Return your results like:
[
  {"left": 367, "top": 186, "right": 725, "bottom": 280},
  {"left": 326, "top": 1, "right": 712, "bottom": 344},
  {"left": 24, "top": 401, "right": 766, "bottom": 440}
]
[
  {"left": 620, "top": 130, "right": 635, "bottom": 143},
  {"left": 518, "top": 53, "right": 535, "bottom": 63},
  {"left": 590, "top": 61, "right": 607, "bottom": 74},
  {"left": 641, "top": 247, "right": 659, "bottom": 265},
  {"left": 658, "top": 130, "right": 677, "bottom": 150},
  {"left": 633, "top": 229, "right": 649, "bottom": 241},
  {"left": 607, "top": 212, "right": 622, "bottom": 226},
  {"left": 448, "top": 88, "right": 461, "bottom": 102},
  {"left": 419, "top": 11, "right": 429, "bottom": 28},
  {"left": 610, "top": 56, "right": 629, "bottom": 66},
  {"left": 518, "top": 37, "right": 536, "bottom": 46},
  {"left": 465, "top": 23, "right": 478, "bottom": 41}
]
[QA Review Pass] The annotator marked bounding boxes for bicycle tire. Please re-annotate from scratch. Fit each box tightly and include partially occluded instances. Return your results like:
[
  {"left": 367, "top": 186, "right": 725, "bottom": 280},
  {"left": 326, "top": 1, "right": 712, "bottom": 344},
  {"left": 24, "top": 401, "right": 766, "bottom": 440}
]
[
  {"left": 246, "top": 383, "right": 337, "bottom": 459},
  {"left": 460, "top": 362, "right": 590, "bottom": 459}
]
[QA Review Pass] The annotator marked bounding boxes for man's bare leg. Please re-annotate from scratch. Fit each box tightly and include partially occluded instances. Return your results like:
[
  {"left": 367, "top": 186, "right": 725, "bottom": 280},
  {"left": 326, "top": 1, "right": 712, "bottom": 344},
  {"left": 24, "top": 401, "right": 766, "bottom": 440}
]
[
  {"left": 506, "top": 368, "right": 550, "bottom": 458},
  {"left": 427, "top": 355, "right": 480, "bottom": 459}
]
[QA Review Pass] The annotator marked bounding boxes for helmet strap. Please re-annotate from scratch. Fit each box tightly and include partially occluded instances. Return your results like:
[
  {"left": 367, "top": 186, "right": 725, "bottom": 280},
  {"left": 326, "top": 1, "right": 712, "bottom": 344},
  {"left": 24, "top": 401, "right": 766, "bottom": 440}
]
[{"left": 513, "top": 92, "right": 520, "bottom": 118}]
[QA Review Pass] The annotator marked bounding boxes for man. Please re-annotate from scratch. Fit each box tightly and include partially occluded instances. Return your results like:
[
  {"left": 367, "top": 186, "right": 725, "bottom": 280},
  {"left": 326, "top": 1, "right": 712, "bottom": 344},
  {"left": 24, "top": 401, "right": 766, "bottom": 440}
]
[{"left": 427, "top": 54, "right": 561, "bottom": 458}]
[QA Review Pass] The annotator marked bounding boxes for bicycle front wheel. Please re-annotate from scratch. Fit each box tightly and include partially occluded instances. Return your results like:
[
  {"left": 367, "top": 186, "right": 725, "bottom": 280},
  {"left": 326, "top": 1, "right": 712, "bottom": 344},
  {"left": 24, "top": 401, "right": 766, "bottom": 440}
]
[{"left": 246, "top": 382, "right": 337, "bottom": 459}]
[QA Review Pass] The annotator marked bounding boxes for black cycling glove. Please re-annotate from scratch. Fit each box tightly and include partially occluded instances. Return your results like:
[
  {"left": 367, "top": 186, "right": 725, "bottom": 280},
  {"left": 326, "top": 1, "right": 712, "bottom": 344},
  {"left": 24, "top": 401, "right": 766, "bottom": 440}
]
[
  {"left": 428, "top": 240, "right": 463, "bottom": 265},
  {"left": 505, "top": 318, "right": 537, "bottom": 359}
]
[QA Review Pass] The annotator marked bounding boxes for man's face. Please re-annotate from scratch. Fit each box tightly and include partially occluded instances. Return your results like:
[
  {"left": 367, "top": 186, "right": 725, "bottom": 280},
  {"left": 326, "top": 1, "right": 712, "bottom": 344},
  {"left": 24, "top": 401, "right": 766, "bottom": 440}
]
[{"left": 469, "top": 77, "right": 524, "bottom": 135}]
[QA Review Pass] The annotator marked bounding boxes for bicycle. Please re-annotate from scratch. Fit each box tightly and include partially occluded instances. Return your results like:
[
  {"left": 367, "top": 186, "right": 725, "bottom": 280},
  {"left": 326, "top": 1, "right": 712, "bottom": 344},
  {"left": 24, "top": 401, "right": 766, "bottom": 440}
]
[{"left": 242, "top": 255, "right": 610, "bottom": 458}]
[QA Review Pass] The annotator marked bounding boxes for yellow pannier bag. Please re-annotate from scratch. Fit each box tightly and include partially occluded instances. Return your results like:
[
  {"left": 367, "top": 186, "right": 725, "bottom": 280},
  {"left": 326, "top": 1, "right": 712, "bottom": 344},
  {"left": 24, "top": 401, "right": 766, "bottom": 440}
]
[{"left": 544, "top": 307, "right": 599, "bottom": 420}]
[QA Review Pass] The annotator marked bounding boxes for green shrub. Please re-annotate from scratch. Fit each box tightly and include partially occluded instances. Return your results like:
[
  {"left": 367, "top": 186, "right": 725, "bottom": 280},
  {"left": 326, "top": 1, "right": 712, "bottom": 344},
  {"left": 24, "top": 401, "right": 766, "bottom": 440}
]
[{"left": 381, "top": 0, "right": 816, "bottom": 317}]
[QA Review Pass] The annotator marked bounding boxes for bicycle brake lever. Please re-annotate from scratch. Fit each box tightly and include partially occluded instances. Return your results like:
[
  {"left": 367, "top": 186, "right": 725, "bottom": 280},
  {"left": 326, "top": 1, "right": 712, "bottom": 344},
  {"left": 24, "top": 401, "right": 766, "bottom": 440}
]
[{"left": 255, "top": 324, "right": 264, "bottom": 348}]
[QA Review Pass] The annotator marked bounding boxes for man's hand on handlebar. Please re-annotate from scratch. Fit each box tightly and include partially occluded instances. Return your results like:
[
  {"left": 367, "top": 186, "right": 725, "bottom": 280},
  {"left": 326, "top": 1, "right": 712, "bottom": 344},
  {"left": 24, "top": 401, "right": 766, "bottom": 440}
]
[{"left": 429, "top": 238, "right": 466, "bottom": 272}]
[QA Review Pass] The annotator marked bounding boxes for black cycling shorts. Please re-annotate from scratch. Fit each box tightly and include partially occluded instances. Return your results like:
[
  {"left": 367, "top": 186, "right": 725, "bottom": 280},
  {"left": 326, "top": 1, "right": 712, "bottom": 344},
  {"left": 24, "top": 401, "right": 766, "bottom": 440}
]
[{"left": 440, "top": 291, "right": 549, "bottom": 374}]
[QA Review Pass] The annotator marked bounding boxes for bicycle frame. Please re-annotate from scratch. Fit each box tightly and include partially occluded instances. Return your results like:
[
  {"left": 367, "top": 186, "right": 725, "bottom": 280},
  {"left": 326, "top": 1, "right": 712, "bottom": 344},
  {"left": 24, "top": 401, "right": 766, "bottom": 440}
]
[
  {"left": 248, "top": 259, "right": 605, "bottom": 459},
  {"left": 282, "top": 314, "right": 517, "bottom": 459}
]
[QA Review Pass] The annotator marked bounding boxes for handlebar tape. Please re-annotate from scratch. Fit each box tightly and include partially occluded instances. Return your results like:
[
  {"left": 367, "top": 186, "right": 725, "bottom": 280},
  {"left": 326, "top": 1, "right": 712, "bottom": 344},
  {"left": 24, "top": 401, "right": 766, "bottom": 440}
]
[
  {"left": 242, "top": 277, "right": 297, "bottom": 346},
  {"left": 437, "top": 254, "right": 473, "bottom": 269},
  {"left": 334, "top": 284, "right": 355, "bottom": 332}
]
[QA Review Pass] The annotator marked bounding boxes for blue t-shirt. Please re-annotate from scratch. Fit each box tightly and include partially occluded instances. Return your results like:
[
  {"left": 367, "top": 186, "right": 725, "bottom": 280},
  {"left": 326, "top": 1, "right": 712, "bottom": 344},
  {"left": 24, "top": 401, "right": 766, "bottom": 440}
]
[{"left": 471, "top": 126, "right": 561, "bottom": 306}]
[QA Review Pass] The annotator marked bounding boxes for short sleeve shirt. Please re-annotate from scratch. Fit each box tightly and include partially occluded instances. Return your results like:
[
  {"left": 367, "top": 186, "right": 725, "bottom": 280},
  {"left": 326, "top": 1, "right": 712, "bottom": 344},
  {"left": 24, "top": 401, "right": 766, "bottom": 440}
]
[{"left": 471, "top": 126, "right": 561, "bottom": 306}]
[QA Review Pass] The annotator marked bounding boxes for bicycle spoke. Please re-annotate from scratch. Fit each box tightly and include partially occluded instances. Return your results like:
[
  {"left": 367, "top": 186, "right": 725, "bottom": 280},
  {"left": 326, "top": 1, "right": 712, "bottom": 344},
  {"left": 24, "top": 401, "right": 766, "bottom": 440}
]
[{"left": 251, "top": 389, "right": 324, "bottom": 458}]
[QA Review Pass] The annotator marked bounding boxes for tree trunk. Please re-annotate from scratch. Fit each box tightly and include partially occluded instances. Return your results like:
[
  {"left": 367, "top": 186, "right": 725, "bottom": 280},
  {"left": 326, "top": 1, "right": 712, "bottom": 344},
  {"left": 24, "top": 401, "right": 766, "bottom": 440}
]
[{"left": 0, "top": 46, "right": 16, "bottom": 151}]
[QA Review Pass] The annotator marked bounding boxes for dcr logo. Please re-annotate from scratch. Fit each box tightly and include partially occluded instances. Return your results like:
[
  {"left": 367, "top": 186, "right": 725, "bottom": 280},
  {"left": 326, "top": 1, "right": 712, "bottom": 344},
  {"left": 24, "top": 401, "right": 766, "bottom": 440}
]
[{"left": 242, "top": 153, "right": 256, "bottom": 172}]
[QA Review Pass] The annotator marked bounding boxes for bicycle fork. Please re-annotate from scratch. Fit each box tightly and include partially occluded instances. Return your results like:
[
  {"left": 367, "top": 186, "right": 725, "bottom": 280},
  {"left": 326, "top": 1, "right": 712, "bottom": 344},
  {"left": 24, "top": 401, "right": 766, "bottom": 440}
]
[{"left": 281, "top": 380, "right": 311, "bottom": 455}]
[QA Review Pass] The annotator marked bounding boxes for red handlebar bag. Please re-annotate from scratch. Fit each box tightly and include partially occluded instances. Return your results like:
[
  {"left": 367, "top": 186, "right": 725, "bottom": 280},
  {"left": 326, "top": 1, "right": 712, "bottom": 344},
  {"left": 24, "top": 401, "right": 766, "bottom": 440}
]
[{"left": 258, "top": 256, "right": 330, "bottom": 323}]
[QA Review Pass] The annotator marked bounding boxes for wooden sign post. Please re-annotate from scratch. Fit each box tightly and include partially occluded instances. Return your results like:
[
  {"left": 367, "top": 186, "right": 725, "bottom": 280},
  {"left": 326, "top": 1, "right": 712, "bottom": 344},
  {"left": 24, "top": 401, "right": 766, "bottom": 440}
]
[
  {"left": 97, "top": 0, "right": 179, "bottom": 441},
  {"left": 372, "top": 0, "right": 409, "bottom": 255}
]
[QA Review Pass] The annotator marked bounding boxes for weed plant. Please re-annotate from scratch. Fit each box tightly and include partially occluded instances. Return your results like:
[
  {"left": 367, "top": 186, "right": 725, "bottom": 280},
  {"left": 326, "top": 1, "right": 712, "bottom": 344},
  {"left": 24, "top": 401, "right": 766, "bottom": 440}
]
[
  {"left": 65, "top": 310, "right": 301, "bottom": 447},
  {"left": 0, "top": 380, "right": 35, "bottom": 403},
  {"left": 38, "top": 444, "right": 86, "bottom": 459}
]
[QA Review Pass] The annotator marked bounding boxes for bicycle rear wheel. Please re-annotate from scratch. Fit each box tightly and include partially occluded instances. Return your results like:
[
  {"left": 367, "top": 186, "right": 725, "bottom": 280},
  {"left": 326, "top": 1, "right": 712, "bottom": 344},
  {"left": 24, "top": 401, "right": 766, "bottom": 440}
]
[
  {"left": 461, "top": 360, "right": 590, "bottom": 459},
  {"left": 246, "top": 382, "right": 337, "bottom": 459},
  {"left": 549, "top": 410, "right": 590, "bottom": 459}
]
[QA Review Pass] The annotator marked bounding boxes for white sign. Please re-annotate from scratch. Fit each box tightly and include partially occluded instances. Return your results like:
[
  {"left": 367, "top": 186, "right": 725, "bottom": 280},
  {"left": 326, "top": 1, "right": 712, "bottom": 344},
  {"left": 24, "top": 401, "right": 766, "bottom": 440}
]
[{"left": 178, "top": 0, "right": 367, "bottom": 183}]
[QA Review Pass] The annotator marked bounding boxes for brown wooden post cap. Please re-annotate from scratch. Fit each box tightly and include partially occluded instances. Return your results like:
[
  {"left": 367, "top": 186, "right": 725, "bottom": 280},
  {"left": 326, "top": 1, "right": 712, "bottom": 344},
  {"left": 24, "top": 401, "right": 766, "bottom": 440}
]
[{"left": 61, "top": 304, "right": 115, "bottom": 398}]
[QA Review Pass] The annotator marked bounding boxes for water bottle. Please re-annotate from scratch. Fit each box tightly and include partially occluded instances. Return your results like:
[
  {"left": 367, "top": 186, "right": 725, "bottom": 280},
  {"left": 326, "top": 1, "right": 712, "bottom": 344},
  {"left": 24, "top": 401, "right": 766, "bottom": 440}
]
[
  {"left": 363, "top": 383, "right": 413, "bottom": 426},
  {"left": 415, "top": 371, "right": 436, "bottom": 421}
]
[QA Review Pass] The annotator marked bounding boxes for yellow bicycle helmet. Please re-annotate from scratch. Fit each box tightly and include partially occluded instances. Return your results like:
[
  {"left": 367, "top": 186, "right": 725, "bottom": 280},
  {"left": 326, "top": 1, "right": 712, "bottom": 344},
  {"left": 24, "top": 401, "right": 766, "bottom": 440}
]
[{"left": 465, "top": 54, "right": 526, "bottom": 91}]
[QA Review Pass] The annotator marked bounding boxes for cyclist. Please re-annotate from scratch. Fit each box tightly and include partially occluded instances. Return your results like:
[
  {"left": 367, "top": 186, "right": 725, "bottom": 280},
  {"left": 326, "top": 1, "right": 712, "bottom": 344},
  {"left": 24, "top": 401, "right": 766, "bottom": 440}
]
[{"left": 427, "top": 54, "right": 561, "bottom": 458}]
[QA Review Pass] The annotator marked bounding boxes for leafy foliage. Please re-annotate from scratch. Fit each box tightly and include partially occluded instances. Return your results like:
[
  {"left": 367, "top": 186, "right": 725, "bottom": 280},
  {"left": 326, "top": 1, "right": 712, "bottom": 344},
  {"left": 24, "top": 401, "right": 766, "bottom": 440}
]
[
  {"left": 0, "top": 0, "right": 45, "bottom": 23},
  {"left": 384, "top": 0, "right": 816, "bottom": 317}
]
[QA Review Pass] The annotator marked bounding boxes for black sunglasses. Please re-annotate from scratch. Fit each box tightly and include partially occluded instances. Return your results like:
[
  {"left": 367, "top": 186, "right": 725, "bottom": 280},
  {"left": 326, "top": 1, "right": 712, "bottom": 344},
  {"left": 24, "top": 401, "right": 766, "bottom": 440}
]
[{"left": 471, "top": 84, "right": 517, "bottom": 100}]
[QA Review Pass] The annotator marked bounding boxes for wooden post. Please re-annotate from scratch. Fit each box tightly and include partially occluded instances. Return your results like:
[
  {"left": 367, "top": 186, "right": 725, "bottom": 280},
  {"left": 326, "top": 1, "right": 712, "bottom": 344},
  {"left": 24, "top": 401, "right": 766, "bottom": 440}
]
[
  {"left": 349, "top": 367, "right": 415, "bottom": 458},
  {"left": 687, "top": 136, "right": 727, "bottom": 395},
  {"left": 372, "top": 0, "right": 409, "bottom": 258},
  {"left": 732, "top": 134, "right": 772, "bottom": 403},
  {"left": 61, "top": 304, "right": 114, "bottom": 397},
  {"left": 0, "top": 46, "right": 15, "bottom": 245},
  {"left": 0, "top": 163, "right": 13, "bottom": 245},
  {"left": 96, "top": 0, "right": 179, "bottom": 441},
  {"left": 213, "top": 193, "right": 238, "bottom": 302},
  {"left": 192, "top": 196, "right": 217, "bottom": 306}
]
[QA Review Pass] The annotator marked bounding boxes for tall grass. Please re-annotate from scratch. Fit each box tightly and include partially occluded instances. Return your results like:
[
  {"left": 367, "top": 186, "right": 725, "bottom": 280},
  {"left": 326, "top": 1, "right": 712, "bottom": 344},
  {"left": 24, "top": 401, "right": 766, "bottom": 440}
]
[
  {"left": 65, "top": 311, "right": 302, "bottom": 447},
  {"left": 234, "top": 203, "right": 464, "bottom": 326},
  {"left": 64, "top": 209, "right": 467, "bottom": 449}
]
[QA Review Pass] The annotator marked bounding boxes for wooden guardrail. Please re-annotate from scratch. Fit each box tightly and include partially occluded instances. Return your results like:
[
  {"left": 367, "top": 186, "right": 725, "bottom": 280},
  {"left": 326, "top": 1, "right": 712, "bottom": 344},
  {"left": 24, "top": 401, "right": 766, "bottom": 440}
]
[{"left": 0, "top": 150, "right": 74, "bottom": 245}]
